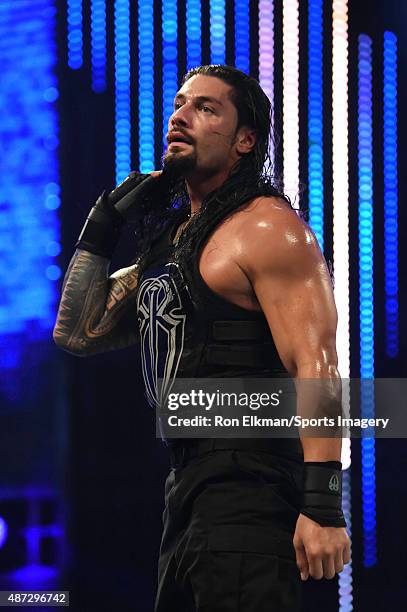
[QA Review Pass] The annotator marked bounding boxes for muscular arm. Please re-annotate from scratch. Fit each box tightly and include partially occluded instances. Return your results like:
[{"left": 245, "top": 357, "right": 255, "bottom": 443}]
[
  {"left": 242, "top": 197, "right": 342, "bottom": 462},
  {"left": 53, "top": 249, "right": 141, "bottom": 356}
]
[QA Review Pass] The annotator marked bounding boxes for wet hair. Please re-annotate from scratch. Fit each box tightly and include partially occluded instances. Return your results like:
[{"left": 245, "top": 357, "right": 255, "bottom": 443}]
[{"left": 131, "top": 64, "right": 305, "bottom": 274}]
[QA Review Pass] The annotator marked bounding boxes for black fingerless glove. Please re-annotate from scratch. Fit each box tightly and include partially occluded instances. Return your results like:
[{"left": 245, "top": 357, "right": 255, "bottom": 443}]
[
  {"left": 75, "top": 172, "right": 163, "bottom": 258},
  {"left": 300, "top": 461, "right": 347, "bottom": 528},
  {"left": 75, "top": 189, "right": 125, "bottom": 258}
]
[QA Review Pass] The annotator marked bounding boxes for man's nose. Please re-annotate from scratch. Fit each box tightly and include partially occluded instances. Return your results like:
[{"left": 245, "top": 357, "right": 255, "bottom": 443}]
[{"left": 170, "top": 105, "right": 189, "bottom": 127}]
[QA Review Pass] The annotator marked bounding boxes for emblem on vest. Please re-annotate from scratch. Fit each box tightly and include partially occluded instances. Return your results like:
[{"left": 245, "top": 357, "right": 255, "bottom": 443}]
[
  {"left": 328, "top": 473, "right": 340, "bottom": 492},
  {"left": 136, "top": 262, "right": 186, "bottom": 410}
]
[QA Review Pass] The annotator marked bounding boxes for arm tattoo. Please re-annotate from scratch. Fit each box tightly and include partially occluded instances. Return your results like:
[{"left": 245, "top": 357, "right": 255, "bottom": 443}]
[{"left": 53, "top": 249, "right": 141, "bottom": 355}]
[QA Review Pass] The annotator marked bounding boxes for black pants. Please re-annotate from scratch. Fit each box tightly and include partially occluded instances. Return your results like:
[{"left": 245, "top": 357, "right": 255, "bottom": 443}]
[{"left": 155, "top": 448, "right": 303, "bottom": 611}]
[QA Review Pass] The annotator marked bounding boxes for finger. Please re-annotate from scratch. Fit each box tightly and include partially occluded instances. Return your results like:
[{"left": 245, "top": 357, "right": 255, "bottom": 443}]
[
  {"left": 322, "top": 553, "right": 336, "bottom": 580},
  {"left": 343, "top": 538, "right": 351, "bottom": 565},
  {"left": 294, "top": 542, "right": 309, "bottom": 581},
  {"left": 334, "top": 549, "right": 344, "bottom": 574},
  {"left": 109, "top": 172, "right": 149, "bottom": 204},
  {"left": 115, "top": 175, "right": 157, "bottom": 217},
  {"left": 306, "top": 551, "right": 323, "bottom": 580}
]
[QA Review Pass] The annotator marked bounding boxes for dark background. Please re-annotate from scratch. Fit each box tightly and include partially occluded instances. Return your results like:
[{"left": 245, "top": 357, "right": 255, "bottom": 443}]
[{"left": 1, "top": 1, "right": 406, "bottom": 610}]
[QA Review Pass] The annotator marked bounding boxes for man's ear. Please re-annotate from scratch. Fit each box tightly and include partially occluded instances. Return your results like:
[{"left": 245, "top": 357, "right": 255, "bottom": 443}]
[{"left": 235, "top": 126, "right": 257, "bottom": 155}]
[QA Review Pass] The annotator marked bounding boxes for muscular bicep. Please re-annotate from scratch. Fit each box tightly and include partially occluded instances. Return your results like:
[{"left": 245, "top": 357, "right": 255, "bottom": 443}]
[
  {"left": 244, "top": 206, "right": 338, "bottom": 377},
  {"left": 53, "top": 249, "right": 141, "bottom": 356}
]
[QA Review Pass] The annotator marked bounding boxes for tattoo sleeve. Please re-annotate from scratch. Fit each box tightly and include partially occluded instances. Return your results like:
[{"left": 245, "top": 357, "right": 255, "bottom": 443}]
[{"left": 53, "top": 249, "right": 141, "bottom": 356}]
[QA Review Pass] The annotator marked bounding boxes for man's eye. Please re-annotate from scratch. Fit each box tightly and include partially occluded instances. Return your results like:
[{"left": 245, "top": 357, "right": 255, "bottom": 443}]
[{"left": 173, "top": 103, "right": 213, "bottom": 113}]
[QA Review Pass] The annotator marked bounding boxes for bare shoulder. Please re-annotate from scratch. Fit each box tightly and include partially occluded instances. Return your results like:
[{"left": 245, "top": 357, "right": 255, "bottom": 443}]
[
  {"left": 238, "top": 195, "right": 309, "bottom": 235},
  {"left": 236, "top": 196, "right": 323, "bottom": 276}
]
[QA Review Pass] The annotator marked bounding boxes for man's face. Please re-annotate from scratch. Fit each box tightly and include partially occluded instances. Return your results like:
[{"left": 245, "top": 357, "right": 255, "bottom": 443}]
[{"left": 163, "top": 74, "right": 249, "bottom": 180}]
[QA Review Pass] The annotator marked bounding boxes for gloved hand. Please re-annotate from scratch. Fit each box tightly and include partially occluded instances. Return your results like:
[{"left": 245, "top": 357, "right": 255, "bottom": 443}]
[{"left": 75, "top": 170, "right": 169, "bottom": 258}]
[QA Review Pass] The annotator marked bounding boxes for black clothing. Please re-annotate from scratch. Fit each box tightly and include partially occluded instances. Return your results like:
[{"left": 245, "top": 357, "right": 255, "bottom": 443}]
[
  {"left": 155, "top": 448, "right": 303, "bottom": 611},
  {"left": 135, "top": 193, "right": 303, "bottom": 610},
  {"left": 135, "top": 199, "right": 298, "bottom": 423}
]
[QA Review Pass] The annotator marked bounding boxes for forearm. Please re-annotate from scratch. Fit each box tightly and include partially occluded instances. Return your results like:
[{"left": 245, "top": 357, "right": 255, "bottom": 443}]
[
  {"left": 294, "top": 364, "right": 342, "bottom": 462},
  {"left": 52, "top": 171, "right": 168, "bottom": 356},
  {"left": 300, "top": 436, "right": 341, "bottom": 462},
  {"left": 53, "top": 249, "right": 140, "bottom": 355}
]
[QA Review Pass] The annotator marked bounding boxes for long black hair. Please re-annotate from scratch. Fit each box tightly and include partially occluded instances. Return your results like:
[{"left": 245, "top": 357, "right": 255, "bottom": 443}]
[{"left": 132, "top": 64, "right": 303, "bottom": 270}]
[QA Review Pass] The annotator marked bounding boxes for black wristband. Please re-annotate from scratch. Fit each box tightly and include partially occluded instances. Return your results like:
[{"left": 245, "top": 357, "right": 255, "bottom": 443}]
[
  {"left": 300, "top": 461, "right": 347, "bottom": 528},
  {"left": 75, "top": 191, "right": 125, "bottom": 258}
]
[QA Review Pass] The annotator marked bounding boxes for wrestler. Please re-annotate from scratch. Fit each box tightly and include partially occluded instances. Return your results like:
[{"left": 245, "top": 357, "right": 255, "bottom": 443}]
[{"left": 54, "top": 65, "right": 350, "bottom": 611}]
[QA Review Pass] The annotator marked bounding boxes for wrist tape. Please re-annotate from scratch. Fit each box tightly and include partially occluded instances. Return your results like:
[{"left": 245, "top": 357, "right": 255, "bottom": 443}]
[
  {"left": 300, "top": 461, "right": 347, "bottom": 528},
  {"left": 75, "top": 191, "right": 125, "bottom": 258}
]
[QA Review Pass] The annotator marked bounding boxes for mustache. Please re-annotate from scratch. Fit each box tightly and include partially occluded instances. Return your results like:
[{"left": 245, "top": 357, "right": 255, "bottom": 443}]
[{"left": 167, "top": 130, "right": 194, "bottom": 144}]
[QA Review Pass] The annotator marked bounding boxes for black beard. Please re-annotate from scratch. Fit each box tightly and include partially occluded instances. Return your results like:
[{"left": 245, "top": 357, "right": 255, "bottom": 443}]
[{"left": 161, "top": 147, "right": 197, "bottom": 180}]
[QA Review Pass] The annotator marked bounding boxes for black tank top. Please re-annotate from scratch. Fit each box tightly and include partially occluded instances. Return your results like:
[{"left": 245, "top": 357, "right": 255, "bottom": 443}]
[{"left": 135, "top": 195, "right": 303, "bottom": 458}]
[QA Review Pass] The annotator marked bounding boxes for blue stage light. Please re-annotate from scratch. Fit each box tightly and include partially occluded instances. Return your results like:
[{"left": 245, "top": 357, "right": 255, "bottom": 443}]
[
  {"left": 307, "top": 0, "right": 324, "bottom": 249},
  {"left": 186, "top": 0, "right": 201, "bottom": 70},
  {"left": 162, "top": 0, "right": 178, "bottom": 150},
  {"left": 138, "top": 0, "right": 155, "bottom": 173},
  {"left": 0, "top": 1, "right": 60, "bottom": 391},
  {"left": 235, "top": 0, "right": 249, "bottom": 74},
  {"left": 46, "top": 265, "right": 61, "bottom": 281},
  {"left": 91, "top": 0, "right": 107, "bottom": 93},
  {"left": 383, "top": 31, "right": 399, "bottom": 357},
  {"left": 210, "top": 0, "right": 225, "bottom": 64},
  {"left": 0, "top": 517, "right": 7, "bottom": 549},
  {"left": 67, "top": 0, "right": 83, "bottom": 69},
  {"left": 114, "top": 0, "right": 131, "bottom": 183},
  {"left": 358, "top": 34, "right": 376, "bottom": 565}
]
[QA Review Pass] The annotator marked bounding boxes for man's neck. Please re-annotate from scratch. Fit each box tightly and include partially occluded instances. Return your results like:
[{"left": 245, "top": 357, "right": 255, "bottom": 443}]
[{"left": 185, "top": 168, "right": 231, "bottom": 215}]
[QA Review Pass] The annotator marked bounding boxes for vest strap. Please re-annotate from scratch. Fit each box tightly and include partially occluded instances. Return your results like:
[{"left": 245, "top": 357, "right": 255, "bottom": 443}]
[
  {"left": 212, "top": 319, "right": 270, "bottom": 341},
  {"left": 204, "top": 343, "right": 274, "bottom": 367}
]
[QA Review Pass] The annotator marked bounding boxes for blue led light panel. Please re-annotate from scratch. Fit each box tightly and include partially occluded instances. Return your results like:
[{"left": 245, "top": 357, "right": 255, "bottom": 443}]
[
  {"left": 186, "top": 0, "right": 201, "bottom": 70},
  {"left": 383, "top": 31, "right": 399, "bottom": 358},
  {"left": 138, "top": 0, "right": 155, "bottom": 172},
  {"left": 162, "top": 0, "right": 178, "bottom": 149},
  {"left": 91, "top": 0, "right": 107, "bottom": 92},
  {"left": 0, "top": 2, "right": 60, "bottom": 353},
  {"left": 210, "top": 0, "right": 225, "bottom": 64},
  {"left": 114, "top": 0, "right": 131, "bottom": 183},
  {"left": 307, "top": 0, "right": 324, "bottom": 250},
  {"left": 67, "top": 0, "right": 83, "bottom": 69},
  {"left": 235, "top": 0, "right": 250, "bottom": 74}
]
